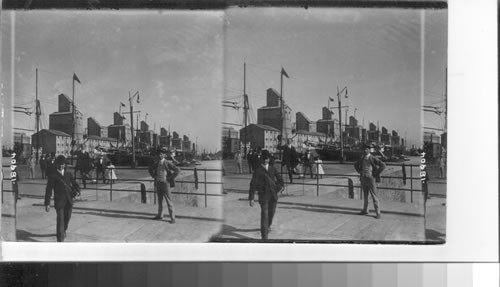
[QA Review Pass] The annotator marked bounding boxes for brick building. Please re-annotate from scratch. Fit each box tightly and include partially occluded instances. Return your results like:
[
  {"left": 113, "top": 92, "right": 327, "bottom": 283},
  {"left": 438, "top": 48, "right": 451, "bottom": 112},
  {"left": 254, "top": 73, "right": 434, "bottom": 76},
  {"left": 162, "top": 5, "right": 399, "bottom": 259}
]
[
  {"left": 31, "top": 129, "right": 72, "bottom": 157},
  {"left": 239, "top": 124, "right": 279, "bottom": 153}
]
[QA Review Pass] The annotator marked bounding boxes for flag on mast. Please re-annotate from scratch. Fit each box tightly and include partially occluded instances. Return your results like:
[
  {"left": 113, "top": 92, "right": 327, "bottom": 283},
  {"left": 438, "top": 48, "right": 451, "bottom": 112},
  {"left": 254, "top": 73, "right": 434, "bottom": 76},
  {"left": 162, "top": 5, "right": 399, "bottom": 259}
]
[
  {"left": 281, "top": 67, "right": 289, "bottom": 78},
  {"left": 73, "top": 73, "right": 81, "bottom": 84},
  {"left": 329, "top": 97, "right": 334, "bottom": 102}
]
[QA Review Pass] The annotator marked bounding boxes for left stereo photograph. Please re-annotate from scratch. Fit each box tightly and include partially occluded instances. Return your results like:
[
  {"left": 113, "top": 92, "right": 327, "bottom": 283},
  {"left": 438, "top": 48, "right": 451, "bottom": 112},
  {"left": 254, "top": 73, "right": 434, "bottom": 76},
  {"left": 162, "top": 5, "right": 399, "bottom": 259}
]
[{"left": 0, "top": 10, "right": 224, "bottom": 242}]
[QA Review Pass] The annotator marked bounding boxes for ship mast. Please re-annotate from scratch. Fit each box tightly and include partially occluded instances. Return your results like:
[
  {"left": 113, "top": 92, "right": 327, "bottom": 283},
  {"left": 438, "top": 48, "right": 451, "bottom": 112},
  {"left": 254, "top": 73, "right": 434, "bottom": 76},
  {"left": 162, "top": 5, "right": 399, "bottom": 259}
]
[
  {"left": 35, "top": 68, "right": 40, "bottom": 163},
  {"left": 243, "top": 62, "right": 248, "bottom": 156}
]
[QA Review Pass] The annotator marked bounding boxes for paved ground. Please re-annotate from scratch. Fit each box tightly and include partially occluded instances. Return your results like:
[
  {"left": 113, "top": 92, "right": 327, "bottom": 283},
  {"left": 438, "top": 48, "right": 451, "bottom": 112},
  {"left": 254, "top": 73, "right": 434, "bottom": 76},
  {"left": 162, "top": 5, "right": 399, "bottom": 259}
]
[
  {"left": 214, "top": 162, "right": 446, "bottom": 243},
  {"left": 15, "top": 196, "right": 222, "bottom": 242},
  {"left": 1, "top": 162, "right": 223, "bottom": 243},
  {"left": 1, "top": 158, "right": 445, "bottom": 244}
]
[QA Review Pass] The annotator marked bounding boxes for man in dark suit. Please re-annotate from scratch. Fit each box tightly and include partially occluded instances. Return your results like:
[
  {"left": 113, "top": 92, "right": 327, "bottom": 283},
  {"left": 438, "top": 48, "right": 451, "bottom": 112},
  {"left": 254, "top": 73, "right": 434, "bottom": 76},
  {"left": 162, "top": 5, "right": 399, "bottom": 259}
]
[
  {"left": 354, "top": 144, "right": 386, "bottom": 219},
  {"left": 45, "top": 152, "right": 56, "bottom": 179},
  {"left": 94, "top": 153, "right": 108, "bottom": 184},
  {"left": 278, "top": 138, "right": 298, "bottom": 183},
  {"left": 71, "top": 143, "right": 92, "bottom": 188},
  {"left": 39, "top": 154, "right": 47, "bottom": 179},
  {"left": 302, "top": 149, "right": 314, "bottom": 179},
  {"left": 44, "top": 155, "right": 80, "bottom": 242},
  {"left": 249, "top": 150, "right": 284, "bottom": 240},
  {"left": 246, "top": 150, "right": 254, "bottom": 174}
]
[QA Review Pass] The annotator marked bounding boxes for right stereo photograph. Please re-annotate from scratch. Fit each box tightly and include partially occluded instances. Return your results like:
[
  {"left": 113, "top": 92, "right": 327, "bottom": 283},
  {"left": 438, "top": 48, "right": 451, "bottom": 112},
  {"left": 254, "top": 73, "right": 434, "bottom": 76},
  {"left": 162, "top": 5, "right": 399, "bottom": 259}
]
[{"left": 216, "top": 6, "right": 447, "bottom": 244}]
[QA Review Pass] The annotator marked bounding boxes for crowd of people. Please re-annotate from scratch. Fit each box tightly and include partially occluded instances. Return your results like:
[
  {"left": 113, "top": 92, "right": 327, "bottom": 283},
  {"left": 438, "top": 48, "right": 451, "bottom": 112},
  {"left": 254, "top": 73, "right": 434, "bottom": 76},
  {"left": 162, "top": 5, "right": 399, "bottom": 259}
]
[
  {"left": 22, "top": 144, "right": 118, "bottom": 188},
  {"left": 237, "top": 143, "right": 325, "bottom": 182}
]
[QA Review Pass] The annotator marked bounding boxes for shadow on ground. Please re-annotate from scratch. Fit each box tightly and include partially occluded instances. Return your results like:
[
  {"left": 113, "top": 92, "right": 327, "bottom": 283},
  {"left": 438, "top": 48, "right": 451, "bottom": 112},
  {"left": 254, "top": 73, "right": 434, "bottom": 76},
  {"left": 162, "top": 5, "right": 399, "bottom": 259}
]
[
  {"left": 16, "top": 230, "right": 56, "bottom": 242},
  {"left": 212, "top": 224, "right": 260, "bottom": 240},
  {"left": 425, "top": 229, "right": 446, "bottom": 243}
]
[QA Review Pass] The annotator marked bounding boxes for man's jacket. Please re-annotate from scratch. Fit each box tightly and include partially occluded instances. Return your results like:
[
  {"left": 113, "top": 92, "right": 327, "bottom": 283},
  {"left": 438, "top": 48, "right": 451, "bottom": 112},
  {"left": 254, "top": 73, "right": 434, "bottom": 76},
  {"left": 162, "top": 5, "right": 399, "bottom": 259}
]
[
  {"left": 249, "top": 164, "right": 284, "bottom": 201},
  {"left": 278, "top": 144, "right": 298, "bottom": 167},
  {"left": 149, "top": 158, "right": 180, "bottom": 187},
  {"left": 354, "top": 155, "right": 386, "bottom": 182},
  {"left": 45, "top": 170, "right": 80, "bottom": 209}
]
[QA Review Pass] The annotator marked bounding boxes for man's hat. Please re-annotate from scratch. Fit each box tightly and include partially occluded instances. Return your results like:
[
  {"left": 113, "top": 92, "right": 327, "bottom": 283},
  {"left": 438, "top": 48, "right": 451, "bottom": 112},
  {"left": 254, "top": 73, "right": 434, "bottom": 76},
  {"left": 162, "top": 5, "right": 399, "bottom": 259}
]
[
  {"left": 260, "top": 150, "right": 271, "bottom": 161},
  {"left": 159, "top": 147, "right": 171, "bottom": 154},
  {"left": 54, "top": 155, "right": 66, "bottom": 165}
]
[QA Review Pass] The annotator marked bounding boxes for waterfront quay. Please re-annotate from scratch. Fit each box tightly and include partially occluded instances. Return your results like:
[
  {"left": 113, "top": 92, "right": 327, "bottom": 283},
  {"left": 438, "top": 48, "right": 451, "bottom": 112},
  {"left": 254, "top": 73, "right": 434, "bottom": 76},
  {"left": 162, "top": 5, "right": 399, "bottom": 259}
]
[
  {"left": 1, "top": 158, "right": 223, "bottom": 242},
  {"left": 215, "top": 157, "right": 446, "bottom": 243}
]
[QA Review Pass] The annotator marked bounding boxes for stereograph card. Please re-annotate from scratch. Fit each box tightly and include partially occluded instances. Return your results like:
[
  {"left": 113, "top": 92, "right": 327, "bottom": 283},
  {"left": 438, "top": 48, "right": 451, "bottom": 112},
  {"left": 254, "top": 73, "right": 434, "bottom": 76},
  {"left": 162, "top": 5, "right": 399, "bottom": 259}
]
[{"left": 0, "top": 1, "right": 497, "bottom": 262}]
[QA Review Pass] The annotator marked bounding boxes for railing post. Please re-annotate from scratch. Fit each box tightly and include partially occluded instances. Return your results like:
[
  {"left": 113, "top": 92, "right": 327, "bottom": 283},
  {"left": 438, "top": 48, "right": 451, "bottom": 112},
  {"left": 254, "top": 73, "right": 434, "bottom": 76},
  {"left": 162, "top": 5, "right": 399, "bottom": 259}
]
[
  {"left": 302, "top": 172, "right": 305, "bottom": 195},
  {"left": 194, "top": 168, "right": 199, "bottom": 190},
  {"left": 109, "top": 173, "right": 113, "bottom": 202},
  {"left": 348, "top": 178, "right": 354, "bottom": 199},
  {"left": 153, "top": 181, "right": 157, "bottom": 205},
  {"left": 140, "top": 183, "right": 146, "bottom": 203},
  {"left": 410, "top": 164, "right": 413, "bottom": 203},
  {"left": 204, "top": 169, "right": 207, "bottom": 208},
  {"left": 316, "top": 162, "right": 319, "bottom": 197}
]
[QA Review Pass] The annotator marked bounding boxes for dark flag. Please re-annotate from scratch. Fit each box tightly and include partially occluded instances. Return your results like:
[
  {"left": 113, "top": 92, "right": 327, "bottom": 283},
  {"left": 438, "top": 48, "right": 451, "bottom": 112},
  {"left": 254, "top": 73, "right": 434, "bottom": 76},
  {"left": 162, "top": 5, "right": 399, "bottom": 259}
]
[
  {"left": 281, "top": 67, "right": 289, "bottom": 78},
  {"left": 120, "top": 102, "right": 126, "bottom": 107},
  {"left": 345, "top": 89, "right": 348, "bottom": 98},
  {"left": 35, "top": 99, "right": 41, "bottom": 115},
  {"left": 329, "top": 97, "right": 334, "bottom": 102},
  {"left": 73, "top": 73, "right": 81, "bottom": 84}
]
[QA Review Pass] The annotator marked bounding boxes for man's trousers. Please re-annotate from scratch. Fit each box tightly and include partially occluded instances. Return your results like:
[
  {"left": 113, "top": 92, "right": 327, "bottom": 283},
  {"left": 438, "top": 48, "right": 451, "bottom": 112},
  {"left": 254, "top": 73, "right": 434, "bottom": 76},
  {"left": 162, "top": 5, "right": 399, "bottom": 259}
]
[
  {"left": 360, "top": 176, "right": 380, "bottom": 215},
  {"left": 157, "top": 181, "right": 175, "bottom": 220},
  {"left": 55, "top": 204, "right": 72, "bottom": 242},
  {"left": 259, "top": 196, "right": 278, "bottom": 240}
]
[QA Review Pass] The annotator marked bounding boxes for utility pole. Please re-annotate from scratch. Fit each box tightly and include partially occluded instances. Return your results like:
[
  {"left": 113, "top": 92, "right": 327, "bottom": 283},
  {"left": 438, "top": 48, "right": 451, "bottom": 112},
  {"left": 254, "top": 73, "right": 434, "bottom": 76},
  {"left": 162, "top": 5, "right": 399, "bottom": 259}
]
[
  {"left": 444, "top": 67, "right": 447, "bottom": 133},
  {"left": 338, "top": 87, "right": 343, "bottom": 163},
  {"left": 280, "top": 67, "right": 290, "bottom": 142},
  {"left": 280, "top": 70, "right": 284, "bottom": 143},
  {"left": 35, "top": 67, "right": 39, "bottom": 163},
  {"left": 128, "top": 91, "right": 140, "bottom": 168},
  {"left": 71, "top": 73, "right": 79, "bottom": 165},
  {"left": 72, "top": 75, "right": 75, "bottom": 147},
  {"left": 243, "top": 62, "right": 248, "bottom": 156},
  {"left": 337, "top": 86, "right": 348, "bottom": 163}
]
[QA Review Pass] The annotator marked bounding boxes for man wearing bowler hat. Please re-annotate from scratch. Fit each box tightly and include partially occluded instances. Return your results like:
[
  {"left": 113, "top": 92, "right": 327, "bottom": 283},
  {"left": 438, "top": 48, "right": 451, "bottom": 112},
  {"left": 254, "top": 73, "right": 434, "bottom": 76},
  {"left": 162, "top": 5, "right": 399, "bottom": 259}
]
[
  {"left": 249, "top": 150, "right": 284, "bottom": 240},
  {"left": 44, "top": 155, "right": 80, "bottom": 242},
  {"left": 354, "top": 144, "right": 386, "bottom": 219},
  {"left": 151, "top": 148, "right": 180, "bottom": 224}
]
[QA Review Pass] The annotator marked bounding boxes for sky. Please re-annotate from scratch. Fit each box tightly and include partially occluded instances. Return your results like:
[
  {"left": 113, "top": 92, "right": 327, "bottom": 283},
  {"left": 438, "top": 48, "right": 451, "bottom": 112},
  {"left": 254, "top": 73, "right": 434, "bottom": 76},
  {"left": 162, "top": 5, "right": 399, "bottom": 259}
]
[
  {"left": 223, "top": 7, "right": 447, "bottom": 148},
  {"left": 1, "top": 8, "right": 447, "bottom": 151},
  {"left": 1, "top": 10, "right": 224, "bottom": 152}
]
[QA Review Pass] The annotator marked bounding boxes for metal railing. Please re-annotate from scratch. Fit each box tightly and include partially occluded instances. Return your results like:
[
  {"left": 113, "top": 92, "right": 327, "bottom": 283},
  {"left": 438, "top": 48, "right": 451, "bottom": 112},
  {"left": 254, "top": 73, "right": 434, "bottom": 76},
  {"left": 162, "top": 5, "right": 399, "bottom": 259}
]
[
  {"left": 278, "top": 161, "right": 422, "bottom": 203},
  {"left": 1, "top": 164, "right": 223, "bottom": 208}
]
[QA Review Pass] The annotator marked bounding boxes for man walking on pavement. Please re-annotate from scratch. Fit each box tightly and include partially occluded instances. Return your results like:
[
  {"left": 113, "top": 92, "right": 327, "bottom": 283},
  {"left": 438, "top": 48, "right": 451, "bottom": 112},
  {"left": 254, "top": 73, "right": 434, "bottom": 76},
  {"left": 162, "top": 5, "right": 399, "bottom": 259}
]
[
  {"left": 95, "top": 153, "right": 108, "bottom": 184},
  {"left": 354, "top": 144, "right": 386, "bottom": 219},
  {"left": 249, "top": 150, "right": 284, "bottom": 240},
  {"left": 71, "top": 143, "right": 92, "bottom": 189},
  {"left": 150, "top": 148, "right": 180, "bottom": 224},
  {"left": 277, "top": 136, "right": 298, "bottom": 183},
  {"left": 44, "top": 155, "right": 80, "bottom": 242}
]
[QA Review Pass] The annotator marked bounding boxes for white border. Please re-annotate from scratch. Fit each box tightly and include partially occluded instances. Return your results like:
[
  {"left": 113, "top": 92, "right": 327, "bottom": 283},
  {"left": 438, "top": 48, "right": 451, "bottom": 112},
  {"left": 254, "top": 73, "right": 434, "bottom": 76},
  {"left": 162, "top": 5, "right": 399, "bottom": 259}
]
[{"left": 1, "top": 0, "right": 498, "bottom": 262}]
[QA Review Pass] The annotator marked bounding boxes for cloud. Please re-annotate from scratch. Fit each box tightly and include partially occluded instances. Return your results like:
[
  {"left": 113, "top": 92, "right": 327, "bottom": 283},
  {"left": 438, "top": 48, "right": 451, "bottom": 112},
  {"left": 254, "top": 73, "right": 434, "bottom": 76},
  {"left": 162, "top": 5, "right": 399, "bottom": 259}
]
[
  {"left": 171, "top": 95, "right": 181, "bottom": 103},
  {"left": 180, "top": 104, "right": 192, "bottom": 112},
  {"left": 154, "top": 80, "right": 165, "bottom": 99}
]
